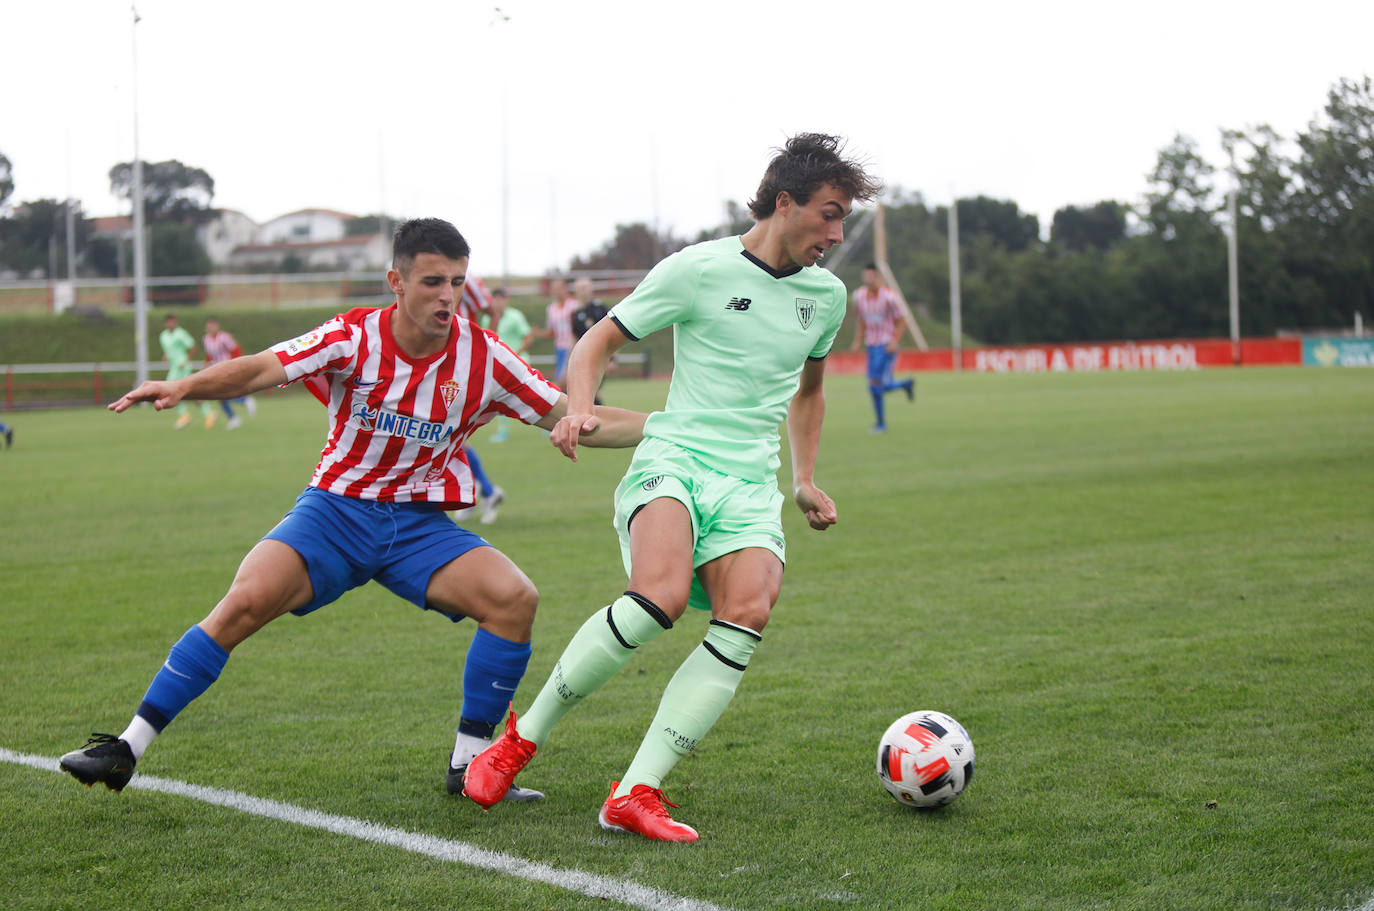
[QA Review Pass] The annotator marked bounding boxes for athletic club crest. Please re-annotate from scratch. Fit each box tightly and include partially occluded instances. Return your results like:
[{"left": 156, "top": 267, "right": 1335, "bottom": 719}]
[
  {"left": 439, "top": 379, "right": 462, "bottom": 408},
  {"left": 795, "top": 298, "right": 816, "bottom": 329}
]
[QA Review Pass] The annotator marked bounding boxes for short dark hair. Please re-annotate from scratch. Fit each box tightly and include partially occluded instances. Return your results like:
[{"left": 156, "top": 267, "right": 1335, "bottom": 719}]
[
  {"left": 747, "top": 133, "right": 882, "bottom": 220},
  {"left": 492, "top": 287, "right": 508, "bottom": 298},
  {"left": 863, "top": 262, "right": 877, "bottom": 271},
  {"left": 392, "top": 218, "right": 470, "bottom": 274}
]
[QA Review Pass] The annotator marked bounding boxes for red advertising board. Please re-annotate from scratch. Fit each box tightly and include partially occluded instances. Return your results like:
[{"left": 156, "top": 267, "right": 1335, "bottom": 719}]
[{"left": 829, "top": 338, "right": 1301, "bottom": 374}]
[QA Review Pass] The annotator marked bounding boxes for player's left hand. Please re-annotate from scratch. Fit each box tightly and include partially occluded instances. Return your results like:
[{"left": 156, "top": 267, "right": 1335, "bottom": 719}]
[
  {"left": 550, "top": 412, "right": 599, "bottom": 462},
  {"left": 794, "top": 482, "right": 837, "bottom": 530},
  {"left": 108, "top": 380, "right": 185, "bottom": 413}
]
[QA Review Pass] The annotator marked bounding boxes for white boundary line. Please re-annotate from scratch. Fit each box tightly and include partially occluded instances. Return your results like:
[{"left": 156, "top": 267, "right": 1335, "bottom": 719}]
[{"left": 3, "top": 748, "right": 730, "bottom": 911}]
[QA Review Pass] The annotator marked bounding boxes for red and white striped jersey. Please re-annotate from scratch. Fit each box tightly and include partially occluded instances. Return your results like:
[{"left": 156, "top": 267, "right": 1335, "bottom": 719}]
[
  {"left": 203, "top": 329, "right": 242, "bottom": 365},
  {"left": 458, "top": 275, "right": 494, "bottom": 323},
  {"left": 273, "top": 304, "right": 560, "bottom": 509},
  {"left": 852, "top": 285, "right": 904, "bottom": 347},
  {"left": 546, "top": 297, "right": 578, "bottom": 350}
]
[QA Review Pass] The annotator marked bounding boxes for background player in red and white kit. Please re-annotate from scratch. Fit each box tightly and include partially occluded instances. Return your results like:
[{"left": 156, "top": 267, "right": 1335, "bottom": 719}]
[
  {"left": 539, "top": 278, "right": 579, "bottom": 385},
  {"left": 58, "top": 218, "right": 647, "bottom": 800},
  {"left": 452, "top": 273, "right": 506, "bottom": 523},
  {"left": 202, "top": 317, "right": 256, "bottom": 429},
  {"left": 848, "top": 263, "right": 914, "bottom": 432}
]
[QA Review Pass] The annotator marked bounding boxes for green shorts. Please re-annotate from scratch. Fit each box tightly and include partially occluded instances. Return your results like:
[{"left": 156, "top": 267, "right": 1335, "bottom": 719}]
[{"left": 613, "top": 436, "right": 786, "bottom": 612}]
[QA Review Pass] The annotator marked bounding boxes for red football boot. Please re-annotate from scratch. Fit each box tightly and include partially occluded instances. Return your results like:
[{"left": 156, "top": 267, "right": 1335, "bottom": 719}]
[
  {"left": 462, "top": 707, "right": 538, "bottom": 810},
  {"left": 597, "top": 781, "right": 699, "bottom": 842}
]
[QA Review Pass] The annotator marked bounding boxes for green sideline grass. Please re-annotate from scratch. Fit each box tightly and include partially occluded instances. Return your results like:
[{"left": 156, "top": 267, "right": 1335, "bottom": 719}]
[{"left": 1, "top": 368, "right": 1371, "bottom": 910}]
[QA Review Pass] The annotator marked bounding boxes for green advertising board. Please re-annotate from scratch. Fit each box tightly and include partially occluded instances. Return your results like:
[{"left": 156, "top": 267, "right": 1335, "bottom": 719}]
[{"left": 1303, "top": 337, "right": 1374, "bottom": 367}]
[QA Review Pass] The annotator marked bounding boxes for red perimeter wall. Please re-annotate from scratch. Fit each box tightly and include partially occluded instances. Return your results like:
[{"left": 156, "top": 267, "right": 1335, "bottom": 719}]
[{"left": 827, "top": 338, "right": 1301, "bottom": 374}]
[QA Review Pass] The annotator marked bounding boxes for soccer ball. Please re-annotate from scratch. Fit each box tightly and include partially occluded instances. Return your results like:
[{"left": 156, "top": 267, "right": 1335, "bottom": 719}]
[{"left": 876, "top": 710, "right": 975, "bottom": 808}]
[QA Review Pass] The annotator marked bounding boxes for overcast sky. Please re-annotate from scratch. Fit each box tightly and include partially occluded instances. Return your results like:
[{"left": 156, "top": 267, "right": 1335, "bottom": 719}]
[{"left": 4, "top": 0, "right": 1370, "bottom": 276}]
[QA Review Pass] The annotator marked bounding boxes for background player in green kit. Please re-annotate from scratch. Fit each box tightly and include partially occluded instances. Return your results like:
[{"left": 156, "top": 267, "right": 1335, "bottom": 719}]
[
  {"left": 158, "top": 313, "right": 215, "bottom": 430},
  {"left": 481, "top": 288, "right": 532, "bottom": 443},
  {"left": 465, "top": 133, "right": 881, "bottom": 841}
]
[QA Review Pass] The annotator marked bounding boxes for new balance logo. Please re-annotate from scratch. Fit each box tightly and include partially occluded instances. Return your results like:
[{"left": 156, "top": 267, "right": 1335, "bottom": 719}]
[{"left": 725, "top": 297, "right": 751, "bottom": 311}]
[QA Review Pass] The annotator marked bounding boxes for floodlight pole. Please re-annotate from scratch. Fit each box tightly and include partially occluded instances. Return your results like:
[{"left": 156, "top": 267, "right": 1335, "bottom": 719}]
[
  {"left": 1227, "top": 149, "right": 1240, "bottom": 365},
  {"left": 948, "top": 199, "right": 962, "bottom": 371},
  {"left": 64, "top": 132, "right": 76, "bottom": 283},
  {"left": 492, "top": 6, "right": 511, "bottom": 288},
  {"left": 130, "top": 4, "right": 151, "bottom": 386},
  {"left": 65, "top": 200, "right": 76, "bottom": 282},
  {"left": 500, "top": 85, "right": 510, "bottom": 288}
]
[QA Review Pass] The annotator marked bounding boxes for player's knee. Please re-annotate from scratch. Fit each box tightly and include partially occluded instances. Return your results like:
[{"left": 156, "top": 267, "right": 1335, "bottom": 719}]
[
  {"left": 628, "top": 582, "right": 690, "bottom": 622},
  {"left": 505, "top": 577, "right": 539, "bottom": 630},
  {"left": 714, "top": 598, "right": 773, "bottom": 634},
  {"left": 203, "top": 585, "right": 284, "bottom": 649},
  {"left": 474, "top": 571, "right": 538, "bottom": 634}
]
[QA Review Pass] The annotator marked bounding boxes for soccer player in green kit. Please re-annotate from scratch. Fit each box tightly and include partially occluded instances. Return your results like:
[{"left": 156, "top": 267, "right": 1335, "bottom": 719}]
[
  {"left": 158, "top": 313, "right": 215, "bottom": 429},
  {"left": 465, "top": 133, "right": 881, "bottom": 841}
]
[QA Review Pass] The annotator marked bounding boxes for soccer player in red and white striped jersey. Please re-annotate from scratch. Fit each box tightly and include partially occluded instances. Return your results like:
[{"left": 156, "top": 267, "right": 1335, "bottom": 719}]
[
  {"left": 298, "top": 269, "right": 507, "bottom": 521},
  {"left": 457, "top": 272, "right": 494, "bottom": 323},
  {"left": 275, "top": 300, "right": 545, "bottom": 506},
  {"left": 202, "top": 317, "right": 255, "bottom": 428},
  {"left": 540, "top": 278, "right": 579, "bottom": 385},
  {"left": 848, "top": 264, "right": 914, "bottom": 432},
  {"left": 62, "top": 218, "right": 646, "bottom": 801}
]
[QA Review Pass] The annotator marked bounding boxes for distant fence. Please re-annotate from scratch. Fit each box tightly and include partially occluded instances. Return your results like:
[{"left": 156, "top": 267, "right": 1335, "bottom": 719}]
[
  {"left": 0, "top": 271, "right": 650, "bottom": 316},
  {"left": 2, "top": 351, "right": 650, "bottom": 411}
]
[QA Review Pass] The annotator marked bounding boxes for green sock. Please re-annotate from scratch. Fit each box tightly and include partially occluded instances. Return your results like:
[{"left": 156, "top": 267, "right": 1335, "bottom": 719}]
[
  {"left": 615, "top": 619, "right": 761, "bottom": 796},
  {"left": 519, "top": 593, "right": 671, "bottom": 747}
]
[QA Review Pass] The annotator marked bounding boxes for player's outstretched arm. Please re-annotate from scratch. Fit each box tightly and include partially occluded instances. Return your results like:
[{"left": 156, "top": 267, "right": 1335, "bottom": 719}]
[
  {"left": 577, "top": 404, "right": 647, "bottom": 450},
  {"left": 788, "top": 358, "right": 838, "bottom": 530},
  {"left": 550, "top": 317, "right": 631, "bottom": 460},
  {"left": 108, "top": 350, "right": 288, "bottom": 414},
  {"left": 541, "top": 397, "right": 645, "bottom": 460}
]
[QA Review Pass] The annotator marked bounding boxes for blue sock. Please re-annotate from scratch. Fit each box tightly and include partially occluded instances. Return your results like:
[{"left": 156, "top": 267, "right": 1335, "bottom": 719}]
[
  {"left": 465, "top": 447, "right": 494, "bottom": 498},
  {"left": 870, "top": 387, "right": 886, "bottom": 426},
  {"left": 461, "top": 628, "right": 532, "bottom": 726},
  {"left": 136, "top": 625, "right": 230, "bottom": 732}
]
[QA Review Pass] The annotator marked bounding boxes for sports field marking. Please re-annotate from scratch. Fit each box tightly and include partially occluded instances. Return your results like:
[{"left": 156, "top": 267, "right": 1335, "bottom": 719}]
[{"left": 2, "top": 747, "right": 731, "bottom": 911}]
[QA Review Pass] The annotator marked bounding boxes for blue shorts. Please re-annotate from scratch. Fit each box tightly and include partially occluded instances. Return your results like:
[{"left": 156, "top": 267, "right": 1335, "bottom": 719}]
[
  {"left": 263, "top": 486, "right": 488, "bottom": 621},
  {"left": 866, "top": 345, "right": 895, "bottom": 385},
  {"left": 554, "top": 347, "right": 570, "bottom": 380}
]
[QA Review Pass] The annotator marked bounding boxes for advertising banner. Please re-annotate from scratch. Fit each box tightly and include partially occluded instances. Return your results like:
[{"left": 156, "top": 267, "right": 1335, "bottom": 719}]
[{"left": 1303, "top": 337, "right": 1374, "bottom": 367}]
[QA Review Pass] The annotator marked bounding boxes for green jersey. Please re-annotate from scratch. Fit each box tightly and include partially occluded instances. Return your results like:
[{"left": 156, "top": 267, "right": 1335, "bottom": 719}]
[
  {"left": 159, "top": 326, "right": 196, "bottom": 369},
  {"left": 483, "top": 307, "right": 532, "bottom": 352},
  {"left": 610, "top": 235, "right": 846, "bottom": 482}
]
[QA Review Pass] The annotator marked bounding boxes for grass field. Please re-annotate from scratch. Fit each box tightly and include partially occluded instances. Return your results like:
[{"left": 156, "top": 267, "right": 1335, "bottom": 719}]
[{"left": 1, "top": 367, "right": 1371, "bottom": 910}]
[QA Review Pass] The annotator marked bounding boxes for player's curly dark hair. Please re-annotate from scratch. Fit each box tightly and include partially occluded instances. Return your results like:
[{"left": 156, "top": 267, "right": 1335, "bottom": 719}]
[
  {"left": 392, "top": 218, "right": 470, "bottom": 273},
  {"left": 747, "top": 133, "right": 882, "bottom": 220}
]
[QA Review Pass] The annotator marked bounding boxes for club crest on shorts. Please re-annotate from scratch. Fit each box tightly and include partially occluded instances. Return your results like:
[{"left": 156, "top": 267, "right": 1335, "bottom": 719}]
[
  {"left": 439, "top": 379, "right": 462, "bottom": 409},
  {"left": 642, "top": 475, "right": 664, "bottom": 491},
  {"left": 795, "top": 298, "right": 816, "bottom": 329}
]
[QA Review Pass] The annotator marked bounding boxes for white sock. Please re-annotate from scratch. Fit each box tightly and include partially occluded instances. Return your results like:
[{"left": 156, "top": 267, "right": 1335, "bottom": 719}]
[
  {"left": 120, "top": 716, "right": 159, "bottom": 760},
  {"left": 450, "top": 731, "right": 491, "bottom": 769}
]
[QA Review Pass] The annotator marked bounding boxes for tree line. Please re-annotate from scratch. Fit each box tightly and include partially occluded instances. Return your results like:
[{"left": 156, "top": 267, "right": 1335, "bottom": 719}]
[
  {"left": 4, "top": 76, "right": 1369, "bottom": 343},
  {"left": 573, "top": 76, "right": 1373, "bottom": 343},
  {"left": 0, "top": 158, "right": 216, "bottom": 279}
]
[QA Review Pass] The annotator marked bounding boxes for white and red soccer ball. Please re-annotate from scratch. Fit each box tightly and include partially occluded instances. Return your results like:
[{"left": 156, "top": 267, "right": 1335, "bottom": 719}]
[{"left": 876, "top": 710, "right": 975, "bottom": 808}]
